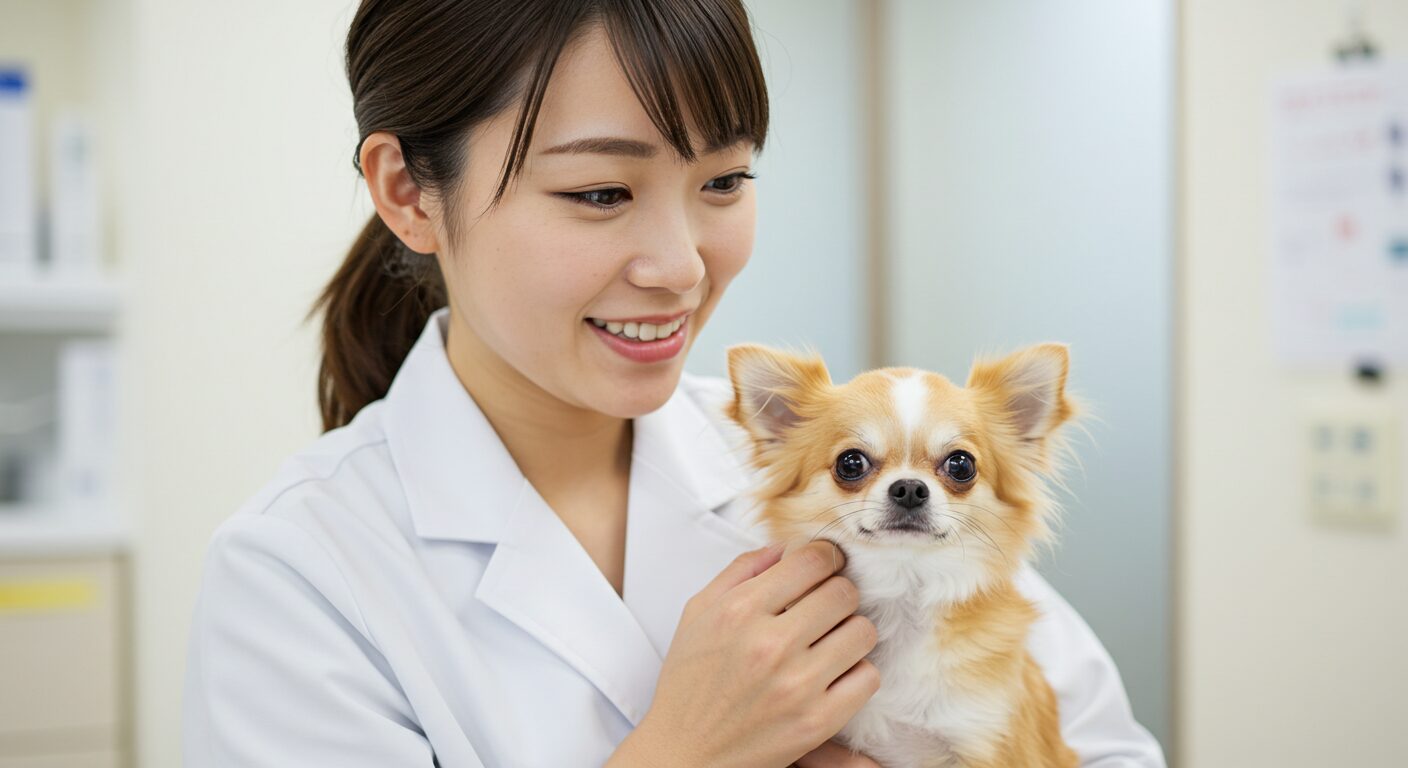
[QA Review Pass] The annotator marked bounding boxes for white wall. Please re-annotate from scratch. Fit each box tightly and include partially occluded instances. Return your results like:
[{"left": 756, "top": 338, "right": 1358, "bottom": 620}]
[
  {"left": 882, "top": 0, "right": 1175, "bottom": 751},
  {"left": 1179, "top": 1, "right": 1408, "bottom": 765}
]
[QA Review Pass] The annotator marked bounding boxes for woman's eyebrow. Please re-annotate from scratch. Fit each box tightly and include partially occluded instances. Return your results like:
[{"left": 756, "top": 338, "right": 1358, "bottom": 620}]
[
  {"left": 537, "top": 135, "right": 750, "bottom": 159},
  {"left": 539, "top": 137, "right": 658, "bottom": 158}
]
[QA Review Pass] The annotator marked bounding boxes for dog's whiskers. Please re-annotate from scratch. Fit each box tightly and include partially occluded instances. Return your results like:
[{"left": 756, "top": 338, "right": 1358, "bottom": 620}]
[
  {"left": 808, "top": 509, "right": 884, "bottom": 544},
  {"left": 940, "top": 501, "right": 1020, "bottom": 539},
  {"left": 808, "top": 498, "right": 883, "bottom": 521},
  {"left": 939, "top": 510, "right": 1011, "bottom": 569}
]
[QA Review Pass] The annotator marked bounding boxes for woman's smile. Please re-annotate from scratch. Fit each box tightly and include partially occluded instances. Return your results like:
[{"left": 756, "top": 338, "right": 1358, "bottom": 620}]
[{"left": 585, "top": 312, "right": 690, "bottom": 363}]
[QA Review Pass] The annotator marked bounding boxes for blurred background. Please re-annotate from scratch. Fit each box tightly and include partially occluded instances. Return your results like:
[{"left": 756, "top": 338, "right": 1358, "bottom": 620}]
[{"left": 0, "top": 0, "right": 1404, "bottom": 766}]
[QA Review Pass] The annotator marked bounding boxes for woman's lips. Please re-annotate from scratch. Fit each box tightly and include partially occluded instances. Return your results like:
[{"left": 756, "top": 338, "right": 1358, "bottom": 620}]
[
  {"left": 586, "top": 315, "right": 688, "bottom": 363},
  {"left": 590, "top": 310, "right": 690, "bottom": 325}
]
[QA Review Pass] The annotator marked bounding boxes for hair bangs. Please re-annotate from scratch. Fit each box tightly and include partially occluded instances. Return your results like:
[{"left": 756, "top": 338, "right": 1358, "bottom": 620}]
[
  {"left": 600, "top": 0, "right": 770, "bottom": 161},
  {"left": 491, "top": 0, "right": 769, "bottom": 205}
]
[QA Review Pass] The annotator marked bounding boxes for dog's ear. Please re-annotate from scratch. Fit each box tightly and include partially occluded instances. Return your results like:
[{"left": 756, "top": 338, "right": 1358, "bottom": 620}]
[
  {"left": 726, "top": 344, "right": 831, "bottom": 443},
  {"left": 966, "top": 342, "right": 1075, "bottom": 442}
]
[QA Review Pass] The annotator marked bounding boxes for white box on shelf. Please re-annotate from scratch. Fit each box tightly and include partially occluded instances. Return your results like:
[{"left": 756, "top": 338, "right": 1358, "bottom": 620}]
[
  {"left": 0, "top": 392, "right": 53, "bottom": 504},
  {"left": 48, "top": 108, "right": 102, "bottom": 276},
  {"left": 56, "top": 339, "right": 116, "bottom": 513},
  {"left": 0, "top": 65, "right": 37, "bottom": 279}
]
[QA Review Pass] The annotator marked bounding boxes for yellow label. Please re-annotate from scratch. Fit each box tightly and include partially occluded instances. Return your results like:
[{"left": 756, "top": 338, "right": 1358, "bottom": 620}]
[{"left": 0, "top": 579, "right": 96, "bottom": 613}]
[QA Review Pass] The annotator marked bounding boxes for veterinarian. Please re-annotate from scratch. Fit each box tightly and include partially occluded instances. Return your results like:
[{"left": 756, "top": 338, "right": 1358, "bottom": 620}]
[{"left": 181, "top": 1, "right": 1167, "bottom": 765}]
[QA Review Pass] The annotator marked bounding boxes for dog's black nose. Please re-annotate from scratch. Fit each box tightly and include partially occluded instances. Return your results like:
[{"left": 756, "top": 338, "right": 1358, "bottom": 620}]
[{"left": 888, "top": 478, "right": 929, "bottom": 509}]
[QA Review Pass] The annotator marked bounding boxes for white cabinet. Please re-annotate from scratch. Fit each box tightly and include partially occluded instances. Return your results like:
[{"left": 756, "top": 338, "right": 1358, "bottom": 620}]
[{"left": 0, "top": 554, "right": 127, "bottom": 767}]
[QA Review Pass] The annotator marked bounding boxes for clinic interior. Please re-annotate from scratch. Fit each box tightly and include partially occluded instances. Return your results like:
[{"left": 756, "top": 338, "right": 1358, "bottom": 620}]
[{"left": 0, "top": 0, "right": 1405, "bottom": 766}]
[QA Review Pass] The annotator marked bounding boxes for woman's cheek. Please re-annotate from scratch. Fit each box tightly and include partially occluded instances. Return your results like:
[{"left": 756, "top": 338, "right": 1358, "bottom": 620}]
[
  {"left": 702, "top": 207, "right": 756, "bottom": 299},
  {"left": 494, "top": 219, "right": 605, "bottom": 312},
  {"left": 707, "top": 240, "right": 750, "bottom": 289}
]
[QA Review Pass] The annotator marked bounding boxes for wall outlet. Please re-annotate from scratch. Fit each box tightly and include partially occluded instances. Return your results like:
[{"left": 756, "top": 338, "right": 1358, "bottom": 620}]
[{"left": 1303, "top": 410, "right": 1401, "bottom": 531}]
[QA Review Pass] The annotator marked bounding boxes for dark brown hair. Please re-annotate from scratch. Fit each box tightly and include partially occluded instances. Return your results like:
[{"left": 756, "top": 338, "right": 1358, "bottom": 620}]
[{"left": 308, "top": 0, "right": 771, "bottom": 432}]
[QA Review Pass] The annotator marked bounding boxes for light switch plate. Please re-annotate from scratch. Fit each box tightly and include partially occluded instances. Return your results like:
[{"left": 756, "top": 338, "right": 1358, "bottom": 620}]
[{"left": 1303, "top": 409, "right": 1401, "bottom": 531}]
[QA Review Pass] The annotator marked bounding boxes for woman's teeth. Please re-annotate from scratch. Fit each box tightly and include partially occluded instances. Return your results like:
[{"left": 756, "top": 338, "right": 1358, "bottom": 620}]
[{"left": 590, "top": 316, "right": 684, "bottom": 341}]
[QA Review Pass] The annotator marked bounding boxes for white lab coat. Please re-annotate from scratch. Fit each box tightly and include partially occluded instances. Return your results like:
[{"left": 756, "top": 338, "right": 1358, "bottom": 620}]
[{"left": 182, "top": 306, "right": 1166, "bottom": 767}]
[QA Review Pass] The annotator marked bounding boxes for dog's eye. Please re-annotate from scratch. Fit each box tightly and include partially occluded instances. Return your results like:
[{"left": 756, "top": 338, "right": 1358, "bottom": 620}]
[
  {"left": 834, "top": 449, "right": 872, "bottom": 482},
  {"left": 943, "top": 451, "right": 977, "bottom": 482}
]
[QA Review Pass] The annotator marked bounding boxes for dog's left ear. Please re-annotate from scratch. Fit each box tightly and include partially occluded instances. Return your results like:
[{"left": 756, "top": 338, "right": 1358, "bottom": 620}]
[
  {"left": 966, "top": 343, "right": 1076, "bottom": 442},
  {"left": 726, "top": 344, "right": 831, "bottom": 443}
]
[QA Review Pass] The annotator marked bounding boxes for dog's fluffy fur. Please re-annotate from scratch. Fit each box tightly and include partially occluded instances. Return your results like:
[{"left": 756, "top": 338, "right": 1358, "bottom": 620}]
[{"left": 724, "top": 342, "right": 1083, "bottom": 768}]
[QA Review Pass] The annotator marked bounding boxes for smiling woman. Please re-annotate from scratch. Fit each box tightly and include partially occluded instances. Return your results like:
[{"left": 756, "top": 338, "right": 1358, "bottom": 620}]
[{"left": 311, "top": 0, "right": 769, "bottom": 431}]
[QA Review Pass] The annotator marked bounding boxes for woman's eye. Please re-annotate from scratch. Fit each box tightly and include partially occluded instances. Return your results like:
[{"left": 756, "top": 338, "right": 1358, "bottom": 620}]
[
  {"left": 562, "top": 187, "right": 631, "bottom": 210},
  {"left": 942, "top": 451, "right": 977, "bottom": 483},
  {"left": 559, "top": 171, "right": 755, "bottom": 212},
  {"left": 834, "top": 449, "right": 872, "bottom": 482},
  {"left": 706, "top": 170, "right": 757, "bottom": 195}
]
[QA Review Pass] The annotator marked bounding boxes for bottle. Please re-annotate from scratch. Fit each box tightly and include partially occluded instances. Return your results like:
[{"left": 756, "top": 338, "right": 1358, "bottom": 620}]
[
  {"left": 48, "top": 109, "right": 102, "bottom": 277},
  {"left": 0, "top": 65, "right": 36, "bottom": 279}
]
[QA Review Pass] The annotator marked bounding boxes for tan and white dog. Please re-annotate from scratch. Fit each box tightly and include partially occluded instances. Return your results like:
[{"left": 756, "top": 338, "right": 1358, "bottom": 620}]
[{"left": 725, "top": 342, "right": 1084, "bottom": 768}]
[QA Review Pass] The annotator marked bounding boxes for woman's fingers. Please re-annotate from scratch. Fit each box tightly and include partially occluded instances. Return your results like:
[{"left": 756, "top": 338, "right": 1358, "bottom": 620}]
[
  {"left": 741, "top": 540, "right": 848, "bottom": 615},
  {"left": 781, "top": 573, "right": 863, "bottom": 648},
  {"left": 808, "top": 613, "right": 878, "bottom": 683},
  {"left": 821, "top": 658, "right": 882, "bottom": 737},
  {"left": 686, "top": 542, "right": 785, "bottom": 615},
  {"left": 794, "top": 738, "right": 885, "bottom": 767}
]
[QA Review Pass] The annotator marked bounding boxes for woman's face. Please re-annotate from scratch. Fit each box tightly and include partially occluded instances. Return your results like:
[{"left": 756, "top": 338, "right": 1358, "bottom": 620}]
[{"left": 431, "top": 23, "right": 757, "bottom": 419}]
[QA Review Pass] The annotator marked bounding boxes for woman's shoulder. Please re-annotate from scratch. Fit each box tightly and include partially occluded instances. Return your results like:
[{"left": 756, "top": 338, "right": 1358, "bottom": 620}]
[
  {"left": 184, "top": 406, "right": 427, "bottom": 764},
  {"left": 206, "top": 400, "right": 411, "bottom": 572},
  {"left": 249, "top": 399, "right": 392, "bottom": 502}
]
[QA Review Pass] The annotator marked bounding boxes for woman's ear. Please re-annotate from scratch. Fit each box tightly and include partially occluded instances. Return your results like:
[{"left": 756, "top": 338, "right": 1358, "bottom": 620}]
[
  {"left": 725, "top": 344, "right": 831, "bottom": 444},
  {"left": 966, "top": 342, "right": 1076, "bottom": 441},
  {"left": 359, "top": 131, "right": 440, "bottom": 255}
]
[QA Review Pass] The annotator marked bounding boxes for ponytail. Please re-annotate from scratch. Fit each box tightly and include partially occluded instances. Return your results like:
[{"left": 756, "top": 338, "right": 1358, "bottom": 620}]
[{"left": 308, "top": 213, "right": 446, "bottom": 432}]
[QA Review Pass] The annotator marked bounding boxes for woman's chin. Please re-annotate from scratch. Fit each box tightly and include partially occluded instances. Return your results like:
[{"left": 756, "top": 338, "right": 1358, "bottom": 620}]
[{"left": 590, "top": 366, "right": 685, "bottom": 420}]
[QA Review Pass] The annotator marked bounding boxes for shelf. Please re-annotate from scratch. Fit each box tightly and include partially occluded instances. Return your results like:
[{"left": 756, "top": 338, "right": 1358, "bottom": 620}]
[
  {"left": 0, "top": 503, "right": 129, "bottom": 557},
  {"left": 0, "top": 271, "right": 121, "bottom": 332}
]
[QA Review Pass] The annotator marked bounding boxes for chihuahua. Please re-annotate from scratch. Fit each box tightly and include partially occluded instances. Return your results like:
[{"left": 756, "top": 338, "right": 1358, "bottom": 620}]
[{"left": 724, "top": 342, "right": 1083, "bottom": 768}]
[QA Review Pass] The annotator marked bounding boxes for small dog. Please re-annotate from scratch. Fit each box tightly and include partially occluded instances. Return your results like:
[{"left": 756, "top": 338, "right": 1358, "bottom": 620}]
[{"left": 724, "top": 342, "right": 1083, "bottom": 768}]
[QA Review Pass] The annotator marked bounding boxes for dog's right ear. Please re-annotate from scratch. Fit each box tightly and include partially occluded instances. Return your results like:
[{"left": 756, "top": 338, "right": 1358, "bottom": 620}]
[
  {"left": 965, "top": 342, "right": 1077, "bottom": 447},
  {"left": 725, "top": 344, "right": 831, "bottom": 444}
]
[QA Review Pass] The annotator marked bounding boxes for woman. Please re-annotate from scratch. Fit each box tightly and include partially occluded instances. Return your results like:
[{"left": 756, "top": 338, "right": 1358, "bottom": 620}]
[{"left": 182, "top": 1, "right": 1167, "bottom": 766}]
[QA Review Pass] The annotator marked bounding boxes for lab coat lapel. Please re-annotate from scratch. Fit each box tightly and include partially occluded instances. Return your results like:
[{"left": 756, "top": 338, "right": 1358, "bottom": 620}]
[
  {"left": 387, "top": 308, "right": 662, "bottom": 725},
  {"left": 472, "top": 385, "right": 764, "bottom": 728},
  {"left": 474, "top": 481, "right": 664, "bottom": 727},
  {"left": 621, "top": 382, "right": 767, "bottom": 659},
  {"left": 386, "top": 308, "right": 765, "bottom": 727}
]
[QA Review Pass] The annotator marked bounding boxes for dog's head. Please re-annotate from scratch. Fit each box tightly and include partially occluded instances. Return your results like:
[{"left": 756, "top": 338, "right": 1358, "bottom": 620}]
[{"left": 725, "top": 343, "right": 1082, "bottom": 603}]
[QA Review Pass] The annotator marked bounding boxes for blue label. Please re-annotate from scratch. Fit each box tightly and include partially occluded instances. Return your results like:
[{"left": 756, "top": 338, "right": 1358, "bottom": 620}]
[
  {"left": 0, "top": 67, "right": 28, "bottom": 94},
  {"left": 1390, "top": 237, "right": 1408, "bottom": 264}
]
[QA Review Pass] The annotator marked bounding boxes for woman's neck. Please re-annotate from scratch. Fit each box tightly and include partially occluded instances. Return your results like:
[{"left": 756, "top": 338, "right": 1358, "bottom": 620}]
[{"left": 442, "top": 309, "right": 633, "bottom": 498}]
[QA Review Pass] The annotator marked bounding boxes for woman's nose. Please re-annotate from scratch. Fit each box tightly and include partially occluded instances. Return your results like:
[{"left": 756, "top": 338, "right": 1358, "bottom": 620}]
[{"left": 624, "top": 213, "right": 707, "bottom": 294}]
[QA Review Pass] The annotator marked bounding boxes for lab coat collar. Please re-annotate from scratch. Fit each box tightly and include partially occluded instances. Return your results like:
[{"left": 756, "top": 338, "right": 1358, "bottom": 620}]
[
  {"left": 382, "top": 307, "right": 761, "bottom": 727},
  {"left": 383, "top": 306, "right": 746, "bottom": 545}
]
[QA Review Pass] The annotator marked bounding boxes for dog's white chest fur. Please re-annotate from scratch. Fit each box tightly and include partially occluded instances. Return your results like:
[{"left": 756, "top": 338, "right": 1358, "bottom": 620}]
[{"left": 835, "top": 548, "right": 1014, "bottom": 768}]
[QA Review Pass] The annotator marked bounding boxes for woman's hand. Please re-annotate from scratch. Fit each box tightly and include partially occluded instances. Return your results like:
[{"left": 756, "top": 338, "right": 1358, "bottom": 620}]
[
  {"left": 795, "top": 738, "right": 885, "bottom": 767},
  {"left": 612, "top": 539, "right": 880, "bottom": 768}
]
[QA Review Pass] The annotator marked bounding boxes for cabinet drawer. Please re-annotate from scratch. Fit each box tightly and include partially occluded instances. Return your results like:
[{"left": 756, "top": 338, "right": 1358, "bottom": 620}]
[
  {"left": 0, "top": 556, "right": 122, "bottom": 736},
  {"left": 0, "top": 749, "right": 120, "bottom": 768}
]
